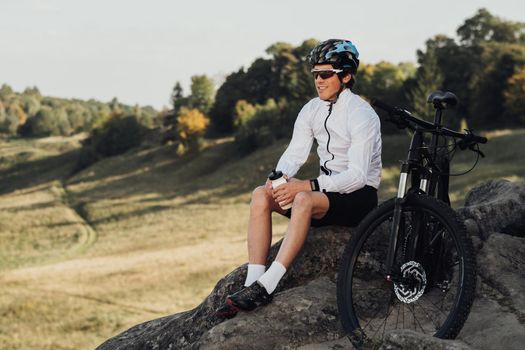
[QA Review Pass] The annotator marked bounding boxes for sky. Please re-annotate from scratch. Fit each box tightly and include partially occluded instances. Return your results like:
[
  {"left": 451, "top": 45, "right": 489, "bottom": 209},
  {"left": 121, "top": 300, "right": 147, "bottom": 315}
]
[{"left": 0, "top": 0, "right": 523, "bottom": 110}]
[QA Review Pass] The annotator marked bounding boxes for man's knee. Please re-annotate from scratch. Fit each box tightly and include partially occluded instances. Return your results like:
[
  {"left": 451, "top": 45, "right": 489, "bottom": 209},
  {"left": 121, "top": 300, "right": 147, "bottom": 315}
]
[
  {"left": 292, "top": 191, "right": 314, "bottom": 212},
  {"left": 251, "top": 186, "right": 272, "bottom": 209}
]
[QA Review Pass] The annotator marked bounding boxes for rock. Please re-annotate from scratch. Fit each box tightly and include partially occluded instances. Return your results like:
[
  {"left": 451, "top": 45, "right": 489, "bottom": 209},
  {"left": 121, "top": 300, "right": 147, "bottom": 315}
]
[
  {"left": 458, "top": 180, "right": 525, "bottom": 239},
  {"left": 476, "top": 233, "right": 525, "bottom": 320},
  {"left": 198, "top": 277, "right": 343, "bottom": 349},
  {"left": 459, "top": 294, "right": 525, "bottom": 350},
  {"left": 296, "top": 337, "right": 353, "bottom": 350},
  {"left": 96, "top": 226, "right": 351, "bottom": 350},
  {"left": 380, "top": 329, "right": 474, "bottom": 350},
  {"left": 97, "top": 180, "right": 525, "bottom": 350}
]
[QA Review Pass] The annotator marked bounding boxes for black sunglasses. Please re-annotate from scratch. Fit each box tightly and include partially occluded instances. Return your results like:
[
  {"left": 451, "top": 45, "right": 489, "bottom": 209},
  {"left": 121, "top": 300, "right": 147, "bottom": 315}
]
[{"left": 311, "top": 68, "right": 343, "bottom": 80}]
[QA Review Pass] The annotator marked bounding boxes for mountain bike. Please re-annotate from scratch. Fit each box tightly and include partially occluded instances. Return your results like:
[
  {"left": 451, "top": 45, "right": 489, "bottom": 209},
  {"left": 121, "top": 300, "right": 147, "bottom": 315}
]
[{"left": 336, "top": 91, "right": 487, "bottom": 349}]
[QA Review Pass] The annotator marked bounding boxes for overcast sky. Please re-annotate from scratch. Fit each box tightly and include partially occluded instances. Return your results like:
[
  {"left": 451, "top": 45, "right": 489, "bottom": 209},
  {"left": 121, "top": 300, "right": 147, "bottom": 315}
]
[{"left": 0, "top": 0, "right": 523, "bottom": 109}]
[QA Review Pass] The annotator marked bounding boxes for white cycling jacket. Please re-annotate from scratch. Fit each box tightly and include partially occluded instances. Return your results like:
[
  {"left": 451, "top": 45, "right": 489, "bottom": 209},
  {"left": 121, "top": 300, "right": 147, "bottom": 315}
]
[{"left": 276, "top": 89, "right": 382, "bottom": 194}]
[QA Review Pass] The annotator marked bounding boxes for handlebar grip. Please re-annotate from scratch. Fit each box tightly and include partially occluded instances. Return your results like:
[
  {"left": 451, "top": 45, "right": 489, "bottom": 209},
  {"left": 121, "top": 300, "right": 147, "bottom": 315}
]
[{"left": 473, "top": 135, "right": 488, "bottom": 144}]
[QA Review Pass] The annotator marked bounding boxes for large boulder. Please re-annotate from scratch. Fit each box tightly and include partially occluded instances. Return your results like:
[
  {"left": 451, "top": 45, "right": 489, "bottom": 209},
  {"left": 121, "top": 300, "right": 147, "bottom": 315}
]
[
  {"left": 476, "top": 233, "right": 525, "bottom": 319},
  {"left": 96, "top": 227, "right": 351, "bottom": 350},
  {"left": 380, "top": 329, "right": 474, "bottom": 350},
  {"left": 458, "top": 179, "right": 525, "bottom": 239},
  {"left": 98, "top": 180, "right": 525, "bottom": 350},
  {"left": 199, "top": 277, "right": 342, "bottom": 349}
]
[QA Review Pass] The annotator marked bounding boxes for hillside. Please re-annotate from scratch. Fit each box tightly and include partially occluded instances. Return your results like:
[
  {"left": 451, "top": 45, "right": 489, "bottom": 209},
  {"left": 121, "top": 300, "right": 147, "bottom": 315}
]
[{"left": 0, "top": 129, "right": 524, "bottom": 349}]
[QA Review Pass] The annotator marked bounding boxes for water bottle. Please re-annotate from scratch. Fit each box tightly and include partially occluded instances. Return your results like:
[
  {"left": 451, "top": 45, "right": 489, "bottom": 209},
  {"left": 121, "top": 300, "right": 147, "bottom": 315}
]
[{"left": 268, "top": 169, "right": 292, "bottom": 210}]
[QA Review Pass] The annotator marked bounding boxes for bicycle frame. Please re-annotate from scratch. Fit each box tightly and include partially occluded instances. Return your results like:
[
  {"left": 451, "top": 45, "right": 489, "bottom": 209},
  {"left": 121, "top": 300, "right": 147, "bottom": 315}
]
[{"left": 385, "top": 108, "right": 449, "bottom": 281}]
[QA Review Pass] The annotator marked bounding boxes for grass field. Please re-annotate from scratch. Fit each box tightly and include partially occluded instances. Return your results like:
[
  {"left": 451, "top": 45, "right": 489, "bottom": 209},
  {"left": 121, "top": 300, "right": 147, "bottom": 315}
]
[{"left": 0, "top": 128, "right": 523, "bottom": 349}]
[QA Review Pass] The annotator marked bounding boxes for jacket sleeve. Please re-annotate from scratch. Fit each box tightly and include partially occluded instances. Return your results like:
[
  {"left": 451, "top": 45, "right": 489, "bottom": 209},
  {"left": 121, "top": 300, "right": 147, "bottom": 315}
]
[
  {"left": 317, "top": 108, "right": 380, "bottom": 193},
  {"left": 275, "top": 104, "right": 314, "bottom": 178}
]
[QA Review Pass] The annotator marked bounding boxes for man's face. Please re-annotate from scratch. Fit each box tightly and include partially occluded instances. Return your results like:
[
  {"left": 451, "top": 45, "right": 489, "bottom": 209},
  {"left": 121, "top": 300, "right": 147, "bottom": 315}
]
[{"left": 313, "top": 64, "right": 351, "bottom": 101}]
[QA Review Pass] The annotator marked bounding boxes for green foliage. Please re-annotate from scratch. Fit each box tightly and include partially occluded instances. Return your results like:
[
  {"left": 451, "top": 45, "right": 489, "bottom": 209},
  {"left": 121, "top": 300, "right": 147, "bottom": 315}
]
[
  {"left": 504, "top": 66, "right": 525, "bottom": 123},
  {"left": 355, "top": 61, "right": 415, "bottom": 106},
  {"left": 233, "top": 100, "right": 257, "bottom": 127},
  {"left": 469, "top": 43, "right": 525, "bottom": 129},
  {"left": 171, "top": 82, "right": 187, "bottom": 115},
  {"left": 90, "top": 115, "right": 147, "bottom": 157},
  {"left": 169, "top": 76, "right": 215, "bottom": 116},
  {"left": 457, "top": 8, "right": 525, "bottom": 46},
  {"left": 21, "top": 106, "right": 72, "bottom": 137},
  {"left": 0, "top": 86, "right": 159, "bottom": 138},
  {"left": 406, "top": 47, "right": 444, "bottom": 121},
  {"left": 210, "top": 39, "right": 317, "bottom": 134},
  {"left": 234, "top": 98, "right": 302, "bottom": 154},
  {"left": 188, "top": 75, "right": 215, "bottom": 114},
  {"left": 0, "top": 103, "right": 20, "bottom": 135},
  {"left": 209, "top": 69, "right": 249, "bottom": 133}
]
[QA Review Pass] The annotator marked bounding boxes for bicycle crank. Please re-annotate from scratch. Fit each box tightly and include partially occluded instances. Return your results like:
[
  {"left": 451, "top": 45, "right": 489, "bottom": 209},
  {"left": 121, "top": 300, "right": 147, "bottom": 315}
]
[{"left": 393, "top": 261, "right": 427, "bottom": 303}]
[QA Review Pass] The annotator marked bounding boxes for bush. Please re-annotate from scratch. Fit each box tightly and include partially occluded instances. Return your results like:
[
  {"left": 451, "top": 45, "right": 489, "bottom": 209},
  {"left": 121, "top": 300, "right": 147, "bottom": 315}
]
[
  {"left": 234, "top": 98, "right": 302, "bottom": 154},
  {"left": 21, "top": 106, "right": 71, "bottom": 137},
  {"left": 173, "top": 107, "right": 209, "bottom": 154},
  {"left": 90, "top": 115, "right": 147, "bottom": 157}
]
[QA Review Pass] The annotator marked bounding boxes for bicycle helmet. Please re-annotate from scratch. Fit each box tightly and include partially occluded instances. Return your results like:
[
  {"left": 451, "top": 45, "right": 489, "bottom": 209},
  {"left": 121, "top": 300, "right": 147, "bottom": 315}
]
[{"left": 308, "top": 39, "right": 360, "bottom": 74}]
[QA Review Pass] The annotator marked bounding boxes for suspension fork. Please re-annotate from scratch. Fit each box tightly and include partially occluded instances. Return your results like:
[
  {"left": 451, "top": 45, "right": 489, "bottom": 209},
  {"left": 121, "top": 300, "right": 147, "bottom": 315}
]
[
  {"left": 385, "top": 163, "right": 409, "bottom": 281},
  {"left": 385, "top": 130, "right": 423, "bottom": 280}
]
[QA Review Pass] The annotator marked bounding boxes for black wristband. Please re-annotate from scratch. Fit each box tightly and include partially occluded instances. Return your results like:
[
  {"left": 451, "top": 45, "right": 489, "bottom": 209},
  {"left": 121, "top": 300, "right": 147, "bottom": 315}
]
[{"left": 310, "top": 179, "right": 320, "bottom": 191}]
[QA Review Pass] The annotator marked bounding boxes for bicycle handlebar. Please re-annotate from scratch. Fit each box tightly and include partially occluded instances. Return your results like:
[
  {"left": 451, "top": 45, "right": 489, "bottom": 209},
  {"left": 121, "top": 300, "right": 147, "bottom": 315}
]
[{"left": 371, "top": 98, "right": 488, "bottom": 146}]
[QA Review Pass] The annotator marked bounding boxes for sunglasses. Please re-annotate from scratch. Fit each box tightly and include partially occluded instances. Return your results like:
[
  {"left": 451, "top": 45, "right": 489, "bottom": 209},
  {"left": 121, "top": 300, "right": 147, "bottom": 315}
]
[{"left": 311, "top": 68, "right": 343, "bottom": 80}]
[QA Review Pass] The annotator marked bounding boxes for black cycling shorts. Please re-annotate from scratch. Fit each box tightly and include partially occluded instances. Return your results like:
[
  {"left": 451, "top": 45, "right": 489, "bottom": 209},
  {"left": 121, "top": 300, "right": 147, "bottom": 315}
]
[{"left": 284, "top": 185, "right": 378, "bottom": 227}]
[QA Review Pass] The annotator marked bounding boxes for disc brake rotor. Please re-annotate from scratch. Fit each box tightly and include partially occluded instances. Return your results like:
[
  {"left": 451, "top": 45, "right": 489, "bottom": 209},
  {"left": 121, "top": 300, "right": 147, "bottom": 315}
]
[{"left": 393, "top": 261, "right": 427, "bottom": 303}]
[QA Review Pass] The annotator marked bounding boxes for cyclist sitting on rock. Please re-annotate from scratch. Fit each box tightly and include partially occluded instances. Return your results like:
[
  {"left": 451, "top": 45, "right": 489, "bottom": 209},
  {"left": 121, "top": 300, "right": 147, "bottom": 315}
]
[{"left": 220, "top": 38, "right": 382, "bottom": 316}]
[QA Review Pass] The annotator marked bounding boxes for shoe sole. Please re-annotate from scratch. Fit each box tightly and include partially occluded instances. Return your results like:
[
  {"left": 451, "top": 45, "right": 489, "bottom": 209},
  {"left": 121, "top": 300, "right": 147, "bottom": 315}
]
[{"left": 214, "top": 299, "right": 240, "bottom": 319}]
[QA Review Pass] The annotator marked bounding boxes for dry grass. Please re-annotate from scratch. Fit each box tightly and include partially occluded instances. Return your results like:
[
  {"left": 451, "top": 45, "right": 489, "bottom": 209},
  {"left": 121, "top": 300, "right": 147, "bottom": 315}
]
[{"left": 0, "top": 129, "right": 523, "bottom": 349}]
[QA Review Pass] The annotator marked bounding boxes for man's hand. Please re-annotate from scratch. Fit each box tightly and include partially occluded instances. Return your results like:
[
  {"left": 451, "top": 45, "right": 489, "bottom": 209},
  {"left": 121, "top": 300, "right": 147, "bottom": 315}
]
[{"left": 272, "top": 178, "right": 311, "bottom": 207}]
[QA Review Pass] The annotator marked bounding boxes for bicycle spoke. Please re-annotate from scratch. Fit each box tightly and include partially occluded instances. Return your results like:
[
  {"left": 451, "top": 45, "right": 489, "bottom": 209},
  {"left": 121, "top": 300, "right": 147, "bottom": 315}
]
[
  {"left": 414, "top": 299, "right": 440, "bottom": 332},
  {"left": 422, "top": 294, "right": 449, "bottom": 319},
  {"left": 339, "top": 194, "right": 476, "bottom": 348}
]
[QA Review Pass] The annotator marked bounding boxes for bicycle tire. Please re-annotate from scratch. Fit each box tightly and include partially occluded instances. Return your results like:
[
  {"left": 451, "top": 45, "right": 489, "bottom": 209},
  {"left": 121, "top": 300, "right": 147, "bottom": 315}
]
[{"left": 337, "top": 193, "right": 476, "bottom": 349}]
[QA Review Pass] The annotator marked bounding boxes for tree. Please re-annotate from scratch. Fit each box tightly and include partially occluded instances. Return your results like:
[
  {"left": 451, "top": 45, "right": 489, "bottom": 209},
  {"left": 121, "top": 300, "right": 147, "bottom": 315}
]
[
  {"left": 406, "top": 48, "right": 444, "bottom": 121},
  {"left": 0, "top": 102, "right": 19, "bottom": 135},
  {"left": 175, "top": 107, "right": 210, "bottom": 154},
  {"left": 209, "top": 69, "right": 248, "bottom": 133},
  {"left": 233, "top": 100, "right": 257, "bottom": 127},
  {"left": 457, "top": 8, "right": 525, "bottom": 46},
  {"left": 171, "top": 81, "right": 188, "bottom": 114},
  {"left": 355, "top": 61, "right": 413, "bottom": 104},
  {"left": 470, "top": 43, "right": 525, "bottom": 128},
  {"left": 504, "top": 66, "right": 525, "bottom": 124},
  {"left": 0, "top": 84, "right": 13, "bottom": 101},
  {"left": 188, "top": 75, "right": 215, "bottom": 114}
]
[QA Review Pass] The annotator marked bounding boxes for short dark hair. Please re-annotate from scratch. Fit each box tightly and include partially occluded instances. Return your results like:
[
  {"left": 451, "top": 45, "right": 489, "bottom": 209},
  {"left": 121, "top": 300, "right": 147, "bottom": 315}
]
[{"left": 338, "top": 71, "right": 355, "bottom": 90}]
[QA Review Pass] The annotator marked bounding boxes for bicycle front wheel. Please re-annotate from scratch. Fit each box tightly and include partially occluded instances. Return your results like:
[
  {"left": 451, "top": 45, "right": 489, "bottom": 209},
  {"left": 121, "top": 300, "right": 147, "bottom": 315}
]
[{"left": 337, "top": 193, "right": 476, "bottom": 349}]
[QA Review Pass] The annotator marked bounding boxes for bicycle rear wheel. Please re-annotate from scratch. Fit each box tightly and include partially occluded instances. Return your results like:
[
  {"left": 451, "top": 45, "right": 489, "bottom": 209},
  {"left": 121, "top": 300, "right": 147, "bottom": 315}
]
[{"left": 337, "top": 193, "right": 476, "bottom": 349}]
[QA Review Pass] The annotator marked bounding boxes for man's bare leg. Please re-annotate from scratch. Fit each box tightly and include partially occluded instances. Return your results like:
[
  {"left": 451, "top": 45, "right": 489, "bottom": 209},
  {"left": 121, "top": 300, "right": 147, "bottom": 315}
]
[
  {"left": 257, "top": 191, "right": 329, "bottom": 294},
  {"left": 247, "top": 186, "right": 286, "bottom": 265},
  {"left": 274, "top": 191, "right": 329, "bottom": 268}
]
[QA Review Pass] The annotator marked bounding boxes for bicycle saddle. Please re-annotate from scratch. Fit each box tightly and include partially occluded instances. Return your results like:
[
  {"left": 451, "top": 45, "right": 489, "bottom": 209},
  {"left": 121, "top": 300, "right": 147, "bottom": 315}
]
[{"left": 427, "top": 91, "right": 458, "bottom": 109}]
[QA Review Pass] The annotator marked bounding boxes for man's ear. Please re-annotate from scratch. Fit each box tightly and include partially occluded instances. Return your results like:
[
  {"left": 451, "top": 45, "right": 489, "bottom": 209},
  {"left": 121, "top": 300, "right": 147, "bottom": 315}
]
[{"left": 342, "top": 73, "right": 352, "bottom": 84}]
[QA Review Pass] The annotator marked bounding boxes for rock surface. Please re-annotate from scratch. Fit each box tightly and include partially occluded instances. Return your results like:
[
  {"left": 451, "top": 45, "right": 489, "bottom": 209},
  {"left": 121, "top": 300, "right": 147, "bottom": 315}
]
[
  {"left": 380, "top": 329, "right": 474, "bottom": 350},
  {"left": 199, "top": 277, "right": 342, "bottom": 350},
  {"left": 458, "top": 179, "right": 525, "bottom": 239},
  {"left": 97, "top": 180, "right": 525, "bottom": 350},
  {"left": 96, "top": 226, "right": 351, "bottom": 350}
]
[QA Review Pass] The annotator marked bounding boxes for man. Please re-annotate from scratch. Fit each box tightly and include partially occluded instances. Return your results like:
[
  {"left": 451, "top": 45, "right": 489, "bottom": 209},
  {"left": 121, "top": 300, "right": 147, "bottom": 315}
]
[{"left": 220, "top": 39, "right": 382, "bottom": 316}]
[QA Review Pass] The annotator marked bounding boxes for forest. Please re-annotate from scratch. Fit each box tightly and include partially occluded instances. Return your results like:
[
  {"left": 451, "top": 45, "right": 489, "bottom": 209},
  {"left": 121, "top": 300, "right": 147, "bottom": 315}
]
[{"left": 1, "top": 9, "right": 524, "bottom": 158}]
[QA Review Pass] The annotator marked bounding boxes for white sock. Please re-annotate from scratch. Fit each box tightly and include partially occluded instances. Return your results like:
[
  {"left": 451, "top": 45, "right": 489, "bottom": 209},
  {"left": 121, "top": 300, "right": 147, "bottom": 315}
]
[
  {"left": 257, "top": 261, "right": 287, "bottom": 294},
  {"left": 244, "top": 264, "right": 266, "bottom": 287}
]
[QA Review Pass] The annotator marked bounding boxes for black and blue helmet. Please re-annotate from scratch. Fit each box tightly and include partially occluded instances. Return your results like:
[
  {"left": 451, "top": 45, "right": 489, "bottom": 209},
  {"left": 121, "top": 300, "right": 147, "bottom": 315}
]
[{"left": 308, "top": 39, "right": 360, "bottom": 74}]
